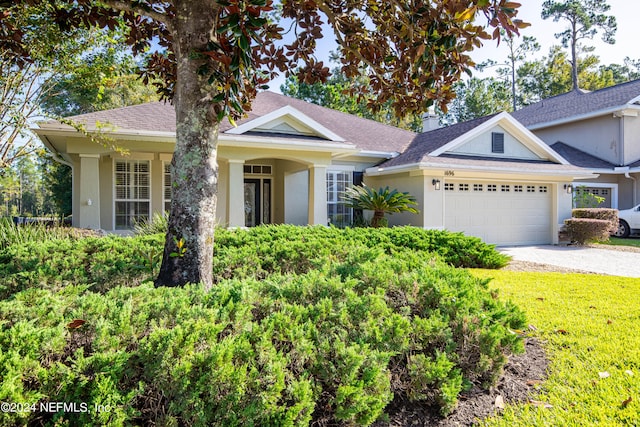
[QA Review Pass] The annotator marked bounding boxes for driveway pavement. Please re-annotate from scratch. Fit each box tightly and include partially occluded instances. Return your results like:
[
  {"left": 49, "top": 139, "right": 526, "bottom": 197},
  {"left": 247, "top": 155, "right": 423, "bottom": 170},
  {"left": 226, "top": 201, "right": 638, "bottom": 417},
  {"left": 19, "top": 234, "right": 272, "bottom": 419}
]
[{"left": 498, "top": 245, "right": 640, "bottom": 278}]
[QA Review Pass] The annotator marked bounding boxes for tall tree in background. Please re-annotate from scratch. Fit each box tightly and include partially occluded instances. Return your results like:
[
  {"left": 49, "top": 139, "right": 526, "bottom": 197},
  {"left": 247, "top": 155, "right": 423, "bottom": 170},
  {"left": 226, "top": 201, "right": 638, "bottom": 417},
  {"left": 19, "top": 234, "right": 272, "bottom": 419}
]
[
  {"left": 441, "top": 77, "right": 512, "bottom": 124},
  {"left": 1, "top": 0, "right": 525, "bottom": 289},
  {"left": 0, "top": 4, "right": 112, "bottom": 172},
  {"left": 281, "top": 69, "right": 422, "bottom": 132},
  {"left": 42, "top": 50, "right": 159, "bottom": 117},
  {"left": 517, "top": 45, "right": 615, "bottom": 103},
  {"left": 542, "top": 0, "right": 617, "bottom": 91}
]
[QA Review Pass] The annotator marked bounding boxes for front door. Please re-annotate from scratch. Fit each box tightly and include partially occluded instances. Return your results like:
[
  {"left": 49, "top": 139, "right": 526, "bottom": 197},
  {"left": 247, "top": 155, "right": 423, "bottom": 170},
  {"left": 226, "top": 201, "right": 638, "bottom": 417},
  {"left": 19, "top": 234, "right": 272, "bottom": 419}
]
[{"left": 244, "top": 178, "right": 271, "bottom": 226}]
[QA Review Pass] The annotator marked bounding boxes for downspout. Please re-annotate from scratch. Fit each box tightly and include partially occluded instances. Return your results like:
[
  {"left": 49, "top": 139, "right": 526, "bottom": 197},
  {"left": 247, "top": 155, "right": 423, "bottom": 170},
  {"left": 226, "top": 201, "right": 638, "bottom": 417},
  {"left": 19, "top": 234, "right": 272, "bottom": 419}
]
[
  {"left": 619, "top": 114, "right": 625, "bottom": 167},
  {"left": 625, "top": 172, "right": 637, "bottom": 206}
]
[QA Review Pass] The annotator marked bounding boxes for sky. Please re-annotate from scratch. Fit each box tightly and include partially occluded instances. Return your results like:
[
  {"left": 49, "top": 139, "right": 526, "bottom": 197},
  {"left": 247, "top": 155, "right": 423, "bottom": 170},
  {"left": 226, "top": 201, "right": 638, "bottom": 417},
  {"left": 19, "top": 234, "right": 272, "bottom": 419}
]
[{"left": 269, "top": 0, "right": 640, "bottom": 93}]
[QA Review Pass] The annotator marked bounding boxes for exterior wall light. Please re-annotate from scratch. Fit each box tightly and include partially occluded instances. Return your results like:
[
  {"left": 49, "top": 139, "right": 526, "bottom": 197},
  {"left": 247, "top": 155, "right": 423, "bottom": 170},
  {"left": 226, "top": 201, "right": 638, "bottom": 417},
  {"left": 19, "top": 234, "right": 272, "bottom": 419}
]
[
  {"left": 432, "top": 179, "right": 441, "bottom": 190},
  {"left": 564, "top": 184, "right": 573, "bottom": 194}
]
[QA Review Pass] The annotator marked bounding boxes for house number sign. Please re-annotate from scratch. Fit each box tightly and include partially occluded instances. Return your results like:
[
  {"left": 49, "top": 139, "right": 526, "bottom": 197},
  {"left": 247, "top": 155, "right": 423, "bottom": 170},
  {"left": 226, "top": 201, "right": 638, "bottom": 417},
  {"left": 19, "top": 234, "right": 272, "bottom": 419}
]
[{"left": 444, "top": 170, "right": 455, "bottom": 176}]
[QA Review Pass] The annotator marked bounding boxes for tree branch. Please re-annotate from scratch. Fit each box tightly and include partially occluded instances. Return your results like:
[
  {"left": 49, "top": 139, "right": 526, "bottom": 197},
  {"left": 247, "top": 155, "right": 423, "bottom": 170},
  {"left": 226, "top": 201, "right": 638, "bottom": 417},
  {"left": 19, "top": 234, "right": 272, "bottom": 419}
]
[
  {"left": 315, "top": 2, "right": 387, "bottom": 83},
  {"left": 99, "top": 0, "right": 174, "bottom": 32}
]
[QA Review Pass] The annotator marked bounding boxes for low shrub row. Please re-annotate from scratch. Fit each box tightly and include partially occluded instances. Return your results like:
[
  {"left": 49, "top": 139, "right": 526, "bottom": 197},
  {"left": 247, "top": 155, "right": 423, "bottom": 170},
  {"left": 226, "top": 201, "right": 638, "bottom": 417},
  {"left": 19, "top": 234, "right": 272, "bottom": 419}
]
[
  {"left": 0, "top": 252, "right": 524, "bottom": 426},
  {"left": 0, "top": 226, "right": 509, "bottom": 299},
  {"left": 0, "top": 225, "right": 521, "bottom": 426},
  {"left": 565, "top": 208, "right": 618, "bottom": 244}
]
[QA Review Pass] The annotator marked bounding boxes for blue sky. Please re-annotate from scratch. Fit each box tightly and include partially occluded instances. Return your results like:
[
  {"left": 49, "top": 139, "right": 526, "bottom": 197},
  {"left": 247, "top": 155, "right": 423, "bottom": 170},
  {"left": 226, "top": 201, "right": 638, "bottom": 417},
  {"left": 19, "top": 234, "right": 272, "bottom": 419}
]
[{"left": 268, "top": 0, "right": 640, "bottom": 92}]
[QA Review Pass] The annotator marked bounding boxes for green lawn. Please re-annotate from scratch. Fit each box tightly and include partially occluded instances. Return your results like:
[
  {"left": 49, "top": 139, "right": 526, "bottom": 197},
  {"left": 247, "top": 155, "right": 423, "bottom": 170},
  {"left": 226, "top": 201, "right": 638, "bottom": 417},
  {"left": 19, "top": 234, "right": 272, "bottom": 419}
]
[
  {"left": 602, "top": 237, "right": 640, "bottom": 248},
  {"left": 471, "top": 270, "right": 640, "bottom": 426}
]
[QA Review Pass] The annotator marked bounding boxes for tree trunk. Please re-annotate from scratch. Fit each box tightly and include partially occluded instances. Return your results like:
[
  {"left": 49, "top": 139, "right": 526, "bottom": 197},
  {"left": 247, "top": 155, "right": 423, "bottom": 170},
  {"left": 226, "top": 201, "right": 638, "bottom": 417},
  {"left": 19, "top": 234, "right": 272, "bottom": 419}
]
[
  {"left": 571, "top": 20, "right": 579, "bottom": 91},
  {"left": 155, "top": 0, "right": 219, "bottom": 290},
  {"left": 371, "top": 210, "right": 385, "bottom": 228}
]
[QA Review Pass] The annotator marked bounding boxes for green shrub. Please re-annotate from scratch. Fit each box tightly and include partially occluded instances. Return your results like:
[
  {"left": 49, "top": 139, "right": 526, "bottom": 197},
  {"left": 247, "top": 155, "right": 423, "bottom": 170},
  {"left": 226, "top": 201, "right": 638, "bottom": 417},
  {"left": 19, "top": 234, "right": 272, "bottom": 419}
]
[
  {"left": 564, "top": 218, "right": 612, "bottom": 244},
  {"left": 0, "top": 225, "right": 522, "bottom": 426},
  {"left": 0, "top": 218, "right": 89, "bottom": 251},
  {"left": 571, "top": 208, "right": 618, "bottom": 232}
]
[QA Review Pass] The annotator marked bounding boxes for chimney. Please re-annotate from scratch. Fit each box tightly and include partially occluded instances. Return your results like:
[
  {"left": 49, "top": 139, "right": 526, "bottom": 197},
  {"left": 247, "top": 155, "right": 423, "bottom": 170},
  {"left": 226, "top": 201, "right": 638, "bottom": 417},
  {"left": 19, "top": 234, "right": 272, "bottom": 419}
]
[{"left": 422, "top": 107, "right": 440, "bottom": 132}]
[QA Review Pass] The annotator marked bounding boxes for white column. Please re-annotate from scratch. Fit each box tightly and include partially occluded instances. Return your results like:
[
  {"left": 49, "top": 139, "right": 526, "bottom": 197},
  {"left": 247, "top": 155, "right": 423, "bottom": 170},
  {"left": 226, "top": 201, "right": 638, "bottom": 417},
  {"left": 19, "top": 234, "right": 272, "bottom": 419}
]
[
  {"left": 79, "top": 155, "right": 101, "bottom": 229},
  {"left": 308, "top": 164, "right": 328, "bottom": 225},
  {"left": 228, "top": 160, "right": 245, "bottom": 227}
]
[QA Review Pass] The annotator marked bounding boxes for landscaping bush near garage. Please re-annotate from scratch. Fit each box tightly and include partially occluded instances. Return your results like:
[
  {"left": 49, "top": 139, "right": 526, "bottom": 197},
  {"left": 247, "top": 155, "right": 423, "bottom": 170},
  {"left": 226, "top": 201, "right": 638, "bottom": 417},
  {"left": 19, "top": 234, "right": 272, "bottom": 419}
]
[
  {"left": 565, "top": 208, "right": 618, "bottom": 244},
  {"left": 0, "top": 225, "right": 521, "bottom": 426}
]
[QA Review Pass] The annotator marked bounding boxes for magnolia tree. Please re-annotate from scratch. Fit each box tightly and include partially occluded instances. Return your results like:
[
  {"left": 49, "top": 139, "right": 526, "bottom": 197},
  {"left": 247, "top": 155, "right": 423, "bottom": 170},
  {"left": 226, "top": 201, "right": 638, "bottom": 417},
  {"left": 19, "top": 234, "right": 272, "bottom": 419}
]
[{"left": 0, "top": 0, "right": 526, "bottom": 289}]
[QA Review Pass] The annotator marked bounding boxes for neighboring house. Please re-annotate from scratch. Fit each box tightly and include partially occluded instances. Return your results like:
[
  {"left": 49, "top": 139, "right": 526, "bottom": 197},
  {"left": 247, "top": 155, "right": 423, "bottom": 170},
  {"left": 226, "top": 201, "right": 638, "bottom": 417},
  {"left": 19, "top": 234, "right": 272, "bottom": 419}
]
[
  {"left": 34, "top": 91, "right": 592, "bottom": 245},
  {"left": 512, "top": 79, "right": 640, "bottom": 210}
]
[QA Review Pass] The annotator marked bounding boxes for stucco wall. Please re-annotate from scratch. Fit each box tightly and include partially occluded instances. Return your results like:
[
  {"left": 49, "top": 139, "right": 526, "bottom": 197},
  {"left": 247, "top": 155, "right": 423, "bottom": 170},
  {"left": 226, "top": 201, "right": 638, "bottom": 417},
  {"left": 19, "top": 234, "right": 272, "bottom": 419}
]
[
  {"left": 451, "top": 125, "right": 541, "bottom": 160},
  {"left": 623, "top": 115, "right": 640, "bottom": 165},
  {"left": 364, "top": 173, "right": 424, "bottom": 227},
  {"left": 533, "top": 116, "right": 621, "bottom": 165}
]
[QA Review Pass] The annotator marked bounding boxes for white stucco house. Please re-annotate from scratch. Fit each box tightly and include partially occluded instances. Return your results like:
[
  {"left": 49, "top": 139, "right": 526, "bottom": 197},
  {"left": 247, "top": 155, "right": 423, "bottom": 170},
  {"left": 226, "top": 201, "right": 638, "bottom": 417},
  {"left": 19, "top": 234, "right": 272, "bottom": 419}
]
[{"left": 34, "top": 90, "right": 596, "bottom": 246}]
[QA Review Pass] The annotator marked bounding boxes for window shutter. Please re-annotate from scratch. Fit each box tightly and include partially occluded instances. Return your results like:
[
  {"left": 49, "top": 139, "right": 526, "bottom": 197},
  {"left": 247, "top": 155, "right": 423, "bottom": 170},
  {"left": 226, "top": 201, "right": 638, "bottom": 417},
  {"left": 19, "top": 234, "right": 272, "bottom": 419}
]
[{"left": 492, "top": 132, "right": 505, "bottom": 153}]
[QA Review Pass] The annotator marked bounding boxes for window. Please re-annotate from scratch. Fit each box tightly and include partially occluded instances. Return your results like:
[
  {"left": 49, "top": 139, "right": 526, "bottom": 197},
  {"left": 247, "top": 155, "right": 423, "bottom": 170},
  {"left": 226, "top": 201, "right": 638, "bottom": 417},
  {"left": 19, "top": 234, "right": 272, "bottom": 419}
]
[
  {"left": 163, "top": 162, "right": 171, "bottom": 212},
  {"left": 602, "top": 189, "right": 609, "bottom": 195},
  {"left": 492, "top": 132, "right": 505, "bottom": 153},
  {"left": 327, "top": 171, "right": 353, "bottom": 226},
  {"left": 244, "top": 164, "right": 272, "bottom": 175},
  {"left": 514, "top": 185, "right": 523, "bottom": 192},
  {"left": 487, "top": 184, "right": 497, "bottom": 192},
  {"left": 115, "top": 160, "right": 150, "bottom": 229},
  {"left": 501, "top": 185, "right": 510, "bottom": 192},
  {"left": 444, "top": 183, "right": 455, "bottom": 191},
  {"left": 539, "top": 186, "right": 548, "bottom": 193},
  {"left": 458, "top": 183, "right": 469, "bottom": 191},
  {"left": 473, "top": 184, "right": 483, "bottom": 192},
  {"left": 527, "top": 185, "right": 536, "bottom": 193}
]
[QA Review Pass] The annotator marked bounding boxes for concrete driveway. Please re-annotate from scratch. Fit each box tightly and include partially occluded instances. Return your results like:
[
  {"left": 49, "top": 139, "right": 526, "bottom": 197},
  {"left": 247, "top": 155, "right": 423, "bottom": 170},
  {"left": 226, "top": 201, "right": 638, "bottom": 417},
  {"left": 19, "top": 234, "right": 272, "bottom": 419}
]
[{"left": 499, "top": 245, "right": 640, "bottom": 278}]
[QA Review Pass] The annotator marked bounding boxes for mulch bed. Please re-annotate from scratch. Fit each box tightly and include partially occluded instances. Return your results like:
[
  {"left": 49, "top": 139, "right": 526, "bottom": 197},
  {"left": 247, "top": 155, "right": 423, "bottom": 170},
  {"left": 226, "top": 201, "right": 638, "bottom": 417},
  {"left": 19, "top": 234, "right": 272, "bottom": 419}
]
[{"left": 372, "top": 338, "right": 548, "bottom": 426}]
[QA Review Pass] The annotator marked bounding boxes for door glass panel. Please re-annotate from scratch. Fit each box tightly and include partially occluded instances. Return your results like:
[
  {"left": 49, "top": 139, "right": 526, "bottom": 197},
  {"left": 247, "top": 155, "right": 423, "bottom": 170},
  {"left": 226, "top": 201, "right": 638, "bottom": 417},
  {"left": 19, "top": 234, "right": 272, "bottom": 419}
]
[
  {"left": 244, "top": 181, "right": 257, "bottom": 227},
  {"left": 263, "top": 180, "right": 271, "bottom": 224}
]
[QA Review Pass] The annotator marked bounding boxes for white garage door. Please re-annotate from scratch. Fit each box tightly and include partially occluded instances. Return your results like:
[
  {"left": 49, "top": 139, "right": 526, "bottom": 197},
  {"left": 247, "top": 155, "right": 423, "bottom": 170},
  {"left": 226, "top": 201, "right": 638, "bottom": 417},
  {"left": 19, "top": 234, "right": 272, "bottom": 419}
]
[{"left": 444, "top": 181, "right": 552, "bottom": 245}]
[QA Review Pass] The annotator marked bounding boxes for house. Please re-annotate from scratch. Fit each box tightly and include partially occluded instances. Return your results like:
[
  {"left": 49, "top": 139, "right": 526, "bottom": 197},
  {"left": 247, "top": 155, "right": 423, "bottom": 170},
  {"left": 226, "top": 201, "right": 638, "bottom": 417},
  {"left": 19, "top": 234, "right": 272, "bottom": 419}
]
[
  {"left": 34, "top": 91, "right": 592, "bottom": 245},
  {"left": 512, "top": 79, "right": 640, "bottom": 210}
]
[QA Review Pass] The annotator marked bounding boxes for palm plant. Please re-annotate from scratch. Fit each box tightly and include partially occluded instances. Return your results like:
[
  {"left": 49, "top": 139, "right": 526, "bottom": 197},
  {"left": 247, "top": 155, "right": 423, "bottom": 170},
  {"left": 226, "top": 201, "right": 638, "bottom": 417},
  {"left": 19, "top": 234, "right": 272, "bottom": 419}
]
[{"left": 341, "top": 185, "right": 419, "bottom": 228}]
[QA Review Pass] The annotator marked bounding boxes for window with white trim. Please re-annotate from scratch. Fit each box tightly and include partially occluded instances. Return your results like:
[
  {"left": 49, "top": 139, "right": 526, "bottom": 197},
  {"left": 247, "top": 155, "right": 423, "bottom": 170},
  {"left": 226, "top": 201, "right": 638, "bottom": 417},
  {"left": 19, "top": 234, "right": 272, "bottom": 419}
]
[
  {"left": 114, "top": 160, "right": 150, "bottom": 229},
  {"left": 327, "top": 171, "right": 353, "bottom": 226},
  {"left": 163, "top": 162, "right": 172, "bottom": 212},
  {"left": 473, "top": 184, "right": 483, "bottom": 192},
  {"left": 444, "top": 183, "right": 454, "bottom": 191}
]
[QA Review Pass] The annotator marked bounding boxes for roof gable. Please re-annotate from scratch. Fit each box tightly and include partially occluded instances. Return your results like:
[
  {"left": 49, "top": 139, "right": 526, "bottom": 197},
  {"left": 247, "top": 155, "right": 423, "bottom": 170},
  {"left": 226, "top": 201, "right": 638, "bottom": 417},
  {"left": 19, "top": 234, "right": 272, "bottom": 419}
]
[
  {"left": 224, "top": 105, "right": 345, "bottom": 141},
  {"left": 382, "top": 112, "right": 568, "bottom": 169},
  {"left": 430, "top": 112, "right": 568, "bottom": 164}
]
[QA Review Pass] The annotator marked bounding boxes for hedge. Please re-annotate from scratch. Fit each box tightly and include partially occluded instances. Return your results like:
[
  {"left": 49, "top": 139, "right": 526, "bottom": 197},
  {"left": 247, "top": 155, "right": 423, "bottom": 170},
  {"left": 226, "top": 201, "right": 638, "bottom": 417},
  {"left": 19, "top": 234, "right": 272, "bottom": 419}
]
[
  {"left": 564, "top": 218, "right": 612, "bottom": 244},
  {"left": 571, "top": 208, "right": 618, "bottom": 232},
  {"left": 0, "top": 225, "right": 523, "bottom": 426}
]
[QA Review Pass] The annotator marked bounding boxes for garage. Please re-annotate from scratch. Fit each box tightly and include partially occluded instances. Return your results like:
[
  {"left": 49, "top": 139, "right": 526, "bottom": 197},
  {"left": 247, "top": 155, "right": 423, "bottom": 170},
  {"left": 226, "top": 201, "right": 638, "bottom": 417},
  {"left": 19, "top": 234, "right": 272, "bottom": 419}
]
[{"left": 444, "top": 181, "right": 553, "bottom": 245}]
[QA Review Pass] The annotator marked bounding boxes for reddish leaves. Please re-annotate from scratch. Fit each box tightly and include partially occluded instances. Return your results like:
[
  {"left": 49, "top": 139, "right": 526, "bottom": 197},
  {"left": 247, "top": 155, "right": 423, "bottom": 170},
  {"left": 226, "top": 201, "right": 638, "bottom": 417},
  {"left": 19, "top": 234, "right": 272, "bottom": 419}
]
[{"left": 67, "top": 319, "right": 86, "bottom": 329}]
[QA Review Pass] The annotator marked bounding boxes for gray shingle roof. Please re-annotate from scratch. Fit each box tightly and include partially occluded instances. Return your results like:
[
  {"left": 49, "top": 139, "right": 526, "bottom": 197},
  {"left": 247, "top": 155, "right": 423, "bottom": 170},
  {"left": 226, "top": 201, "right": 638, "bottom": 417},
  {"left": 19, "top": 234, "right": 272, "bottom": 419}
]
[
  {"left": 379, "top": 114, "right": 497, "bottom": 168},
  {"left": 61, "top": 91, "right": 415, "bottom": 153},
  {"left": 512, "top": 79, "right": 640, "bottom": 128},
  {"left": 549, "top": 142, "right": 616, "bottom": 170}
]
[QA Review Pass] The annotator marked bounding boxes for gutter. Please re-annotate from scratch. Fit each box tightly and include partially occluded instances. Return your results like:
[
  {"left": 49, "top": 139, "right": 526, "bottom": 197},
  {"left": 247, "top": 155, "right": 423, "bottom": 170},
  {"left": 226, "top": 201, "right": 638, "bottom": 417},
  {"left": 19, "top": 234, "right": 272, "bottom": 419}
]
[
  {"left": 625, "top": 171, "right": 637, "bottom": 206},
  {"left": 41, "top": 135, "right": 73, "bottom": 168}
]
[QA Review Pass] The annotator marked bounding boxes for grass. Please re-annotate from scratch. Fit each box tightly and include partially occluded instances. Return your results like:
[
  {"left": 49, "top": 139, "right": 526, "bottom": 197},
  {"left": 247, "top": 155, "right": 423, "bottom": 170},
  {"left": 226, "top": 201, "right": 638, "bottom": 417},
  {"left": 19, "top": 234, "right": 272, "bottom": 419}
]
[
  {"left": 601, "top": 236, "right": 640, "bottom": 248},
  {"left": 471, "top": 270, "right": 640, "bottom": 426}
]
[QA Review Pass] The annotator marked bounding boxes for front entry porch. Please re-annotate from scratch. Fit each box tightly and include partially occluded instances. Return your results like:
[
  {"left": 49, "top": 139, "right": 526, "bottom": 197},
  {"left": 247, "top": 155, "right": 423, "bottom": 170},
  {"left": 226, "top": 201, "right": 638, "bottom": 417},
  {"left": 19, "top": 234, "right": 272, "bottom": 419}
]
[{"left": 220, "top": 154, "right": 330, "bottom": 228}]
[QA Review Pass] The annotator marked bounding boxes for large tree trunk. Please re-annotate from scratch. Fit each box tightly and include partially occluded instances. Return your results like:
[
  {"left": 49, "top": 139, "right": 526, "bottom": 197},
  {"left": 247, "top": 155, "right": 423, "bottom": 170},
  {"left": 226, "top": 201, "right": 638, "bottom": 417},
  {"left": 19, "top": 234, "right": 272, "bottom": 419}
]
[{"left": 155, "top": 0, "right": 219, "bottom": 290}]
